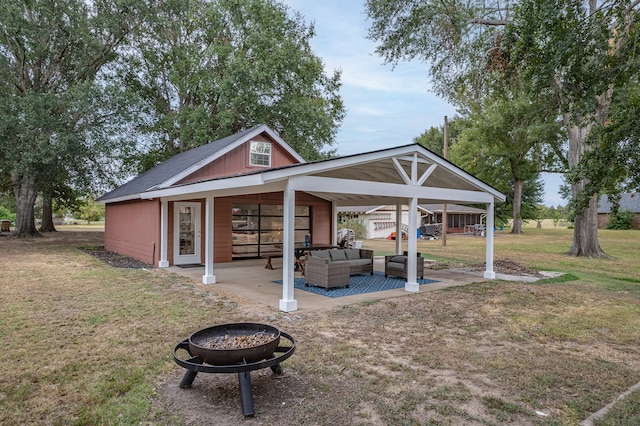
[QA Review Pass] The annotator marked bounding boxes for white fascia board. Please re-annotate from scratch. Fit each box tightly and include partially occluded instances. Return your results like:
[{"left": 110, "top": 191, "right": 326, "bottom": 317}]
[
  {"left": 97, "top": 194, "right": 141, "bottom": 204},
  {"left": 141, "top": 174, "right": 267, "bottom": 199},
  {"left": 365, "top": 206, "right": 386, "bottom": 214},
  {"left": 150, "top": 181, "right": 288, "bottom": 202},
  {"left": 262, "top": 145, "right": 421, "bottom": 182},
  {"left": 418, "top": 152, "right": 504, "bottom": 200},
  {"left": 261, "top": 126, "right": 306, "bottom": 163},
  {"left": 158, "top": 144, "right": 244, "bottom": 189},
  {"left": 262, "top": 144, "right": 505, "bottom": 202},
  {"left": 158, "top": 126, "right": 305, "bottom": 189},
  {"left": 288, "top": 176, "right": 497, "bottom": 204},
  {"left": 394, "top": 146, "right": 505, "bottom": 201}
]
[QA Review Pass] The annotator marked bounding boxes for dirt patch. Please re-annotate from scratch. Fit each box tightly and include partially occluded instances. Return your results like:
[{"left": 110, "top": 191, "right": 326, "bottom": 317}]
[
  {"left": 468, "top": 258, "right": 544, "bottom": 276},
  {"left": 3, "top": 230, "right": 637, "bottom": 425}
]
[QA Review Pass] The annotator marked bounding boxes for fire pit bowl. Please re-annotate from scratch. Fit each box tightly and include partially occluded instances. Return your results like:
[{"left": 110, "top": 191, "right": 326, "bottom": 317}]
[{"left": 188, "top": 323, "right": 281, "bottom": 365}]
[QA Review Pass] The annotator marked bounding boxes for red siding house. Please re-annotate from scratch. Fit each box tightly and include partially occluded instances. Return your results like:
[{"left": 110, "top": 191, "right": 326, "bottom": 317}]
[
  {"left": 597, "top": 193, "right": 640, "bottom": 229},
  {"left": 98, "top": 125, "right": 506, "bottom": 312},
  {"left": 98, "top": 126, "right": 331, "bottom": 266}
]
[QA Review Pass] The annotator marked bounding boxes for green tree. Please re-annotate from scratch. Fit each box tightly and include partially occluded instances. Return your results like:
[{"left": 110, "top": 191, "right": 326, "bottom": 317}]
[
  {"left": 121, "top": 0, "right": 345, "bottom": 172},
  {"left": 0, "top": 0, "right": 149, "bottom": 237},
  {"left": 72, "top": 196, "right": 104, "bottom": 225},
  {"left": 414, "top": 116, "right": 467, "bottom": 156},
  {"left": 453, "top": 93, "right": 562, "bottom": 233},
  {"left": 365, "top": 0, "right": 640, "bottom": 256}
]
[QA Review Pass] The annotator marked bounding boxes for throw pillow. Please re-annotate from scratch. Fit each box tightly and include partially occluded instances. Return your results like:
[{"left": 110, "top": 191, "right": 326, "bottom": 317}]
[{"left": 329, "top": 249, "right": 347, "bottom": 261}]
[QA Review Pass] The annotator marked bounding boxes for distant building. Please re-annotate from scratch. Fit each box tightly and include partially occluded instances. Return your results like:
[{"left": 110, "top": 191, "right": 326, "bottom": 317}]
[
  {"left": 338, "top": 204, "right": 485, "bottom": 239},
  {"left": 597, "top": 193, "right": 640, "bottom": 229}
]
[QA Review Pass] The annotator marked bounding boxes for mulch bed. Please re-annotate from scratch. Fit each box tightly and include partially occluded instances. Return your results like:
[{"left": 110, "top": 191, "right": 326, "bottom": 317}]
[
  {"left": 84, "top": 247, "right": 542, "bottom": 278},
  {"left": 83, "top": 246, "right": 154, "bottom": 269}
]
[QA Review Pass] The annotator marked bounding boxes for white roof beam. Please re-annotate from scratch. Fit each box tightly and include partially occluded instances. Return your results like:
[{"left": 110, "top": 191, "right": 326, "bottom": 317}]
[
  {"left": 288, "top": 176, "right": 495, "bottom": 203},
  {"left": 417, "top": 164, "right": 437, "bottom": 186},
  {"left": 392, "top": 157, "right": 411, "bottom": 185}
]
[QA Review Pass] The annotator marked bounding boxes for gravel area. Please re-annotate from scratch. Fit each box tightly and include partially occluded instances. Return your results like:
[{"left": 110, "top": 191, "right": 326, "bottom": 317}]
[{"left": 83, "top": 246, "right": 154, "bottom": 269}]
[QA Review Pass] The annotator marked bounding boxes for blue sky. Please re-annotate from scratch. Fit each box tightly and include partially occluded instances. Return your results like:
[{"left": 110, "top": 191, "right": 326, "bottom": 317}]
[{"left": 282, "top": 0, "right": 565, "bottom": 207}]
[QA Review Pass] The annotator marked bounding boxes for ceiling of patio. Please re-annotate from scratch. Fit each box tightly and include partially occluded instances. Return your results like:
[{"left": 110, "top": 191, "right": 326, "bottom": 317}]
[{"left": 297, "top": 153, "right": 494, "bottom": 206}]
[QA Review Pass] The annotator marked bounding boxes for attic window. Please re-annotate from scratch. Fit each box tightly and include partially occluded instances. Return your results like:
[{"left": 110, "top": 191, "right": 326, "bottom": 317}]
[{"left": 249, "top": 141, "right": 271, "bottom": 167}]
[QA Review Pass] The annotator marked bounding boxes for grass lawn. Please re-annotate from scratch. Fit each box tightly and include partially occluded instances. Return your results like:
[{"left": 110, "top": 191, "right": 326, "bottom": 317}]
[{"left": 0, "top": 227, "right": 638, "bottom": 425}]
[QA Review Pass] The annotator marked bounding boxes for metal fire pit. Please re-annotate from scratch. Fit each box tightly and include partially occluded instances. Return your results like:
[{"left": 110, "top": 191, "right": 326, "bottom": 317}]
[
  {"left": 173, "top": 323, "right": 295, "bottom": 417},
  {"left": 188, "top": 323, "right": 281, "bottom": 365}
]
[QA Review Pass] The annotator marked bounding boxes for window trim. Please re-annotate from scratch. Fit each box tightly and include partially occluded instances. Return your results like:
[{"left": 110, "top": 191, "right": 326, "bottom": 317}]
[{"left": 249, "top": 141, "right": 272, "bottom": 167}]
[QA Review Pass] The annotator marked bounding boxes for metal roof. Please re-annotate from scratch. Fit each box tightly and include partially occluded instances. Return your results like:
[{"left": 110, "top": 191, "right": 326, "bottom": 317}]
[
  {"left": 598, "top": 193, "right": 640, "bottom": 213},
  {"left": 99, "top": 126, "right": 506, "bottom": 206},
  {"left": 97, "top": 125, "right": 302, "bottom": 203}
]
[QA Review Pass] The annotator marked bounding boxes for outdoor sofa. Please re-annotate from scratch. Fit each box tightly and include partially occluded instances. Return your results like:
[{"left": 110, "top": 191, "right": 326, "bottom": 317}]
[
  {"left": 384, "top": 252, "right": 424, "bottom": 280},
  {"left": 304, "top": 248, "right": 374, "bottom": 289}
]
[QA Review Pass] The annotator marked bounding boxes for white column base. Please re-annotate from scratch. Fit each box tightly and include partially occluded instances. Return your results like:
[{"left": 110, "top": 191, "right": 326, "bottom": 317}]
[
  {"left": 484, "top": 271, "right": 496, "bottom": 279},
  {"left": 405, "top": 282, "right": 420, "bottom": 292},
  {"left": 158, "top": 260, "right": 169, "bottom": 268},
  {"left": 279, "top": 299, "right": 298, "bottom": 312},
  {"left": 202, "top": 275, "right": 216, "bottom": 284}
]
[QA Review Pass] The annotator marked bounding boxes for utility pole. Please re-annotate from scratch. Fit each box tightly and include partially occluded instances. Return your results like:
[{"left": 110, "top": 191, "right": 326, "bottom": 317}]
[{"left": 442, "top": 116, "right": 448, "bottom": 246}]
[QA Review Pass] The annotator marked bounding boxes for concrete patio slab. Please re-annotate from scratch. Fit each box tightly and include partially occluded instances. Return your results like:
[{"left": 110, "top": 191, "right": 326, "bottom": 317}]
[{"left": 164, "top": 256, "right": 501, "bottom": 313}]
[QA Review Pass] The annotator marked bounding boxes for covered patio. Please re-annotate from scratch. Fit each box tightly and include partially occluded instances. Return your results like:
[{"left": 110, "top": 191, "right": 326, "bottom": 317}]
[
  {"left": 143, "top": 144, "right": 505, "bottom": 312},
  {"left": 164, "top": 256, "right": 489, "bottom": 313}
]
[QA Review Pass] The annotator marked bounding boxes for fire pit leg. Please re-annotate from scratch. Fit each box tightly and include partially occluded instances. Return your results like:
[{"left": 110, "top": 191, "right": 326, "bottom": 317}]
[
  {"left": 237, "top": 371, "right": 255, "bottom": 417},
  {"left": 179, "top": 370, "right": 198, "bottom": 389},
  {"left": 270, "top": 364, "right": 283, "bottom": 374}
]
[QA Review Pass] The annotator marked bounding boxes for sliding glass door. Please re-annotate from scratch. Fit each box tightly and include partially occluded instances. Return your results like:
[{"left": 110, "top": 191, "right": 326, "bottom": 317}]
[{"left": 231, "top": 204, "right": 311, "bottom": 258}]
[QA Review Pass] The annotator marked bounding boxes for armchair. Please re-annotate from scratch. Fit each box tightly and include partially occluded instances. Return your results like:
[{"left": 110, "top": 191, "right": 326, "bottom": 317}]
[
  {"left": 304, "top": 255, "right": 351, "bottom": 289},
  {"left": 384, "top": 252, "right": 424, "bottom": 280}
]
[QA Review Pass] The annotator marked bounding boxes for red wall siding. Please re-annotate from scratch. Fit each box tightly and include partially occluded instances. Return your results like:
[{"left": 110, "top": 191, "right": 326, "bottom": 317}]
[
  {"left": 178, "top": 135, "right": 300, "bottom": 185},
  {"left": 105, "top": 193, "right": 331, "bottom": 265},
  {"left": 214, "top": 198, "right": 233, "bottom": 263},
  {"left": 598, "top": 213, "right": 640, "bottom": 229},
  {"left": 104, "top": 200, "right": 161, "bottom": 265}
]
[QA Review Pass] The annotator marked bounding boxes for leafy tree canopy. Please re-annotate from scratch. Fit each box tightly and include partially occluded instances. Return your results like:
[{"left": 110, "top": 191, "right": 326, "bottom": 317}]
[
  {"left": 366, "top": 0, "right": 640, "bottom": 256},
  {"left": 0, "top": 0, "right": 150, "bottom": 236},
  {"left": 121, "top": 0, "right": 345, "bottom": 173}
]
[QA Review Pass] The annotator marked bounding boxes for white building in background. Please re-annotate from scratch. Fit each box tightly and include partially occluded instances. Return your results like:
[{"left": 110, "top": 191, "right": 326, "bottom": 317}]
[{"left": 338, "top": 204, "right": 487, "bottom": 239}]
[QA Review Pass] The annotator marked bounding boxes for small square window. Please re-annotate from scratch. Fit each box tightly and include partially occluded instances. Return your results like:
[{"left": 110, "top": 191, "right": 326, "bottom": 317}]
[{"left": 250, "top": 141, "right": 271, "bottom": 167}]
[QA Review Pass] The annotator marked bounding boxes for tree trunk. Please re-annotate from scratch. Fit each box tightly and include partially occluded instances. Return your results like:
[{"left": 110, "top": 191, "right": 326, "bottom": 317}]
[
  {"left": 39, "top": 191, "right": 57, "bottom": 232},
  {"left": 12, "top": 174, "right": 40, "bottom": 238},
  {"left": 568, "top": 194, "right": 603, "bottom": 256},
  {"left": 566, "top": 123, "right": 605, "bottom": 257},
  {"left": 511, "top": 179, "right": 523, "bottom": 234}
]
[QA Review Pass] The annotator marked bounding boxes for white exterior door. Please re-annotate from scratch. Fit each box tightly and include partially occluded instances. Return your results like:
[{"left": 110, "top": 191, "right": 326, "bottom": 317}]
[{"left": 174, "top": 202, "right": 201, "bottom": 265}]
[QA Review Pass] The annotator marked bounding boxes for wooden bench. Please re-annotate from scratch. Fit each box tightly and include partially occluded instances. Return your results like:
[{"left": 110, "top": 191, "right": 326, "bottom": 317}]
[{"left": 261, "top": 253, "right": 283, "bottom": 270}]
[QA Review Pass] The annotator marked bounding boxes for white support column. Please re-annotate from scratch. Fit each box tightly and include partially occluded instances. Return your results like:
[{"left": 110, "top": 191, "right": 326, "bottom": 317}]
[
  {"left": 158, "top": 200, "right": 169, "bottom": 267},
  {"left": 331, "top": 201, "right": 338, "bottom": 246},
  {"left": 484, "top": 200, "right": 496, "bottom": 279},
  {"left": 202, "top": 196, "right": 216, "bottom": 284},
  {"left": 405, "top": 197, "right": 419, "bottom": 292},
  {"left": 395, "top": 204, "right": 402, "bottom": 255},
  {"left": 279, "top": 183, "right": 298, "bottom": 312}
]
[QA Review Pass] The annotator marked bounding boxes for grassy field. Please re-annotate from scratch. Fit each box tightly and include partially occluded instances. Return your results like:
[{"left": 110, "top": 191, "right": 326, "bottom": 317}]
[{"left": 0, "top": 227, "right": 639, "bottom": 425}]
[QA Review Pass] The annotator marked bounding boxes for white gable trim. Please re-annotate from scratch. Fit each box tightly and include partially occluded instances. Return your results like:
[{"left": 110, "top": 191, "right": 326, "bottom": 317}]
[
  {"left": 288, "top": 176, "right": 495, "bottom": 204},
  {"left": 261, "top": 144, "right": 505, "bottom": 202},
  {"left": 157, "top": 125, "right": 305, "bottom": 189}
]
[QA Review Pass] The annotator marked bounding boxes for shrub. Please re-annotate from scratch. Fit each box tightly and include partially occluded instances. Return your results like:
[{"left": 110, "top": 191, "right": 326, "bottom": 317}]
[
  {"left": 0, "top": 205, "right": 16, "bottom": 222},
  {"left": 607, "top": 209, "right": 634, "bottom": 230}
]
